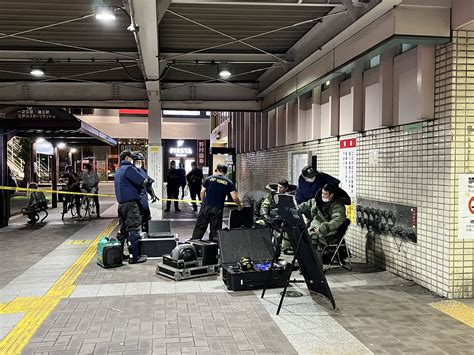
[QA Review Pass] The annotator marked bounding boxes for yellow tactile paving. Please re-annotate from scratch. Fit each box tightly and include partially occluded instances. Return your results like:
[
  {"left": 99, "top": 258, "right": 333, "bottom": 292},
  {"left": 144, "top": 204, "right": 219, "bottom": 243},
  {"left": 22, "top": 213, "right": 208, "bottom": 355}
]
[
  {"left": 430, "top": 300, "right": 474, "bottom": 328},
  {"left": 0, "top": 220, "right": 118, "bottom": 355}
]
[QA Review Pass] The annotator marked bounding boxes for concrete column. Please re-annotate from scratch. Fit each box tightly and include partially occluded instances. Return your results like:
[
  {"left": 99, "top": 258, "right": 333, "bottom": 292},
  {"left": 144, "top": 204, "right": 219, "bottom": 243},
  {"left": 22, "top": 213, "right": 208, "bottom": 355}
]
[
  {"left": 268, "top": 109, "right": 276, "bottom": 148},
  {"left": 249, "top": 112, "right": 256, "bottom": 152},
  {"left": 286, "top": 100, "right": 298, "bottom": 145},
  {"left": 379, "top": 49, "right": 396, "bottom": 127},
  {"left": 254, "top": 112, "right": 262, "bottom": 151},
  {"left": 329, "top": 77, "right": 341, "bottom": 137},
  {"left": 417, "top": 45, "right": 435, "bottom": 119},
  {"left": 352, "top": 66, "right": 364, "bottom": 132},
  {"left": 276, "top": 105, "right": 286, "bottom": 146},
  {"left": 298, "top": 92, "right": 311, "bottom": 142},
  {"left": 243, "top": 112, "right": 250, "bottom": 153},
  {"left": 147, "top": 100, "right": 163, "bottom": 219},
  {"left": 51, "top": 147, "right": 58, "bottom": 208},
  {"left": 311, "top": 87, "right": 322, "bottom": 140},
  {"left": 261, "top": 111, "right": 268, "bottom": 150},
  {"left": 237, "top": 112, "right": 243, "bottom": 153},
  {"left": 0, "top": 132, "right": 9, "bottom": 227}
]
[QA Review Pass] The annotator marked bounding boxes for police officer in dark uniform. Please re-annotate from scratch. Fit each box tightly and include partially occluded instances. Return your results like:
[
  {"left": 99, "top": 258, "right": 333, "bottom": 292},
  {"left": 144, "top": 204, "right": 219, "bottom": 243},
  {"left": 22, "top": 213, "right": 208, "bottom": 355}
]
[
  {"left": 114, "top": 150, "right": 149, "bottom": 264},
  {"left": 165, "top": 161, "right": 181, "bottom": 212},
  {"left": 186, "top": 161, "right": 203, "bottom": 212},
  {"left": 191, "top": 164, "right": 242, "bottom": 242},
  {"left": 132, "top": 152, "right": 159, "bottom": 233}
]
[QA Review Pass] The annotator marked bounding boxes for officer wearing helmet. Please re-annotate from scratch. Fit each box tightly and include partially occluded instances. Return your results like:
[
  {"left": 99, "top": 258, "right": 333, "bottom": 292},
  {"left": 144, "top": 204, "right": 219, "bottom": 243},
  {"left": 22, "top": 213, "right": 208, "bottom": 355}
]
[
  {"left": 295, "top": 166, "right": 340, "bottom": 205},
  {"left": 114, "top": 150, "right": 149, "bottom": 264},
  {"left": 132, "top": 151, "right": 159, "bottom": 233}
]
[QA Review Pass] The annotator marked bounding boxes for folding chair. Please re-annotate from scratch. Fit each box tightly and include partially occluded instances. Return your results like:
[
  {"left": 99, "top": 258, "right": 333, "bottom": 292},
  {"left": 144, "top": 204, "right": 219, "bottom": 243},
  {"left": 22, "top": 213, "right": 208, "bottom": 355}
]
[{"left": 323, "top": 218, "right": 352, "bottom": 272}]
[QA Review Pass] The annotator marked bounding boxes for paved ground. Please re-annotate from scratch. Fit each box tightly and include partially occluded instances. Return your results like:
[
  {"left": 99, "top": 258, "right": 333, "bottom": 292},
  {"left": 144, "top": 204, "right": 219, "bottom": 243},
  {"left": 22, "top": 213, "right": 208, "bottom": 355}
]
[{"left": 0, "top": 183, "right": 473, "bottom": 354}]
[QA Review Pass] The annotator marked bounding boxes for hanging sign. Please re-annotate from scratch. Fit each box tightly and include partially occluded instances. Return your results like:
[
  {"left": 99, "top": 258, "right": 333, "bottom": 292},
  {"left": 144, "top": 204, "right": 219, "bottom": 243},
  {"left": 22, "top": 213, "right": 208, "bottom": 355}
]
[
  {"left": 458, "top": 174, "right": 474, "bottom": 239},
  {"left": 197, "top": 140, "right": 207, "bottom": 167}
]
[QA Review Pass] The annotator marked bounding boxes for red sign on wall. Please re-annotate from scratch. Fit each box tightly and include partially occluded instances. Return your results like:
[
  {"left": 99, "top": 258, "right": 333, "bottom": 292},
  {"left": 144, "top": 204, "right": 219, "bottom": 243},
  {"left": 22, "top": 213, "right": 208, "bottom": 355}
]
[
  {"left": 340, "top": 138, "right": 357, "bottom": 149},
  {"left": 469, "top": 196, "right": 474, "bottom": 215},
  {"left": 197, "top": 140, "right": 206, "bottom": 167}
]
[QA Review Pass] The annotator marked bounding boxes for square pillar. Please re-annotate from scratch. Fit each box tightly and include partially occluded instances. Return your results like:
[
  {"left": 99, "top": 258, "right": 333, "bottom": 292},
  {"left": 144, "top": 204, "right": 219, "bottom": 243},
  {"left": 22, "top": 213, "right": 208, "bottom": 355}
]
[
  {"left": 261, "top": 111, "right": 268, "bottom": 150},
  {"left": 286, "top": 100, "right": 298, "bottom": 144},
  {"left": 276, "top": 105, "right": 286, "bottom": 146},
  {"left": 268, "top": 109, "right": 276, "bottom": 148},
  {"left": 311, "top": 87, "right": 322, "bottom": 140}
]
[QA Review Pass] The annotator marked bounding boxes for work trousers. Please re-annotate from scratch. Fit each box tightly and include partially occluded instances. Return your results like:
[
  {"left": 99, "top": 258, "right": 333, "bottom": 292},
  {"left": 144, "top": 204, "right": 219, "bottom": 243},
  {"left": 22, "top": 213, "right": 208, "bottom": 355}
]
[
  {"left": 191, "top": 204, "right": 223, "bottom": 242},
  {"left": 189, "top": 184, "right": 201, "bottom": 211},
  {"left": 166, "top": 186, "right": 180, "bottom": 211},
  {"left": 117, "top": 201, "right": 141, "bottom": 260}
]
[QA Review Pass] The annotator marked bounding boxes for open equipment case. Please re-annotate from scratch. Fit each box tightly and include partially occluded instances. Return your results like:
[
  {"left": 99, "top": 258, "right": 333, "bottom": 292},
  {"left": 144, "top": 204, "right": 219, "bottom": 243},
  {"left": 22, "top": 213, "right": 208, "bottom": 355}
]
[
  {"left": 218, "top": 227, "right": 291, "bottom": 291},
  {"left": 261, "top": 194, "right": 336, "bottom": 313}
]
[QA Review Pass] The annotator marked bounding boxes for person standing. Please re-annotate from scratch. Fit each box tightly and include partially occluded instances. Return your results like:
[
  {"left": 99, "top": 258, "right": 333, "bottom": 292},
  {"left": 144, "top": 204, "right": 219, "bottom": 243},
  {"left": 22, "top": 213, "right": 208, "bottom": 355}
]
[
  {"left": 191, "top": 164, "right": 242, "bottom": 242},
  {"left": 295, "top": 166, "right": 340, "bottom": 205},
  {"left": 178, "top": 162, "right": 186, "bottom": 200},
  {"left": 62, "top": 165, "right": 81, "bottom": 218},
  {"left": 186, "top": 161, "right": 203, "bottom": 212},
  {"left": 132, "top": 152, "right": 159, "bottom": 233},
  {"left": 165, "top": 161, "right": 181, "bottom": 212},
  {"left": 114, "top": 150, "right": 148, "bottom": 264},
  {"left": 80, "top": 163, "right": 101, "bottom": 218}
]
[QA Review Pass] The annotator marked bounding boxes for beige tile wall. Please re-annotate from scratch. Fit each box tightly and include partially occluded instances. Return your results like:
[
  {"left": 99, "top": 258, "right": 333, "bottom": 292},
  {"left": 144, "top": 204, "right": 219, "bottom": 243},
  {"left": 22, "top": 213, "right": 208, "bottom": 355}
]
[{"left": 236, "top": 31, "right": 473, "bottom": 298}]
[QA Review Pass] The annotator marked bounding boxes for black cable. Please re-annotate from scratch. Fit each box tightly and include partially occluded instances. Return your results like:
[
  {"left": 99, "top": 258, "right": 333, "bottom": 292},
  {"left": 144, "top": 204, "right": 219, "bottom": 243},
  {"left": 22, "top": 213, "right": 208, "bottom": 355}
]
[
  {"left": 118, "top": 62, "right": 142, "bottom": 81},
  {"left": 119, "top": 61, "right": 174, "bottom": 82}
]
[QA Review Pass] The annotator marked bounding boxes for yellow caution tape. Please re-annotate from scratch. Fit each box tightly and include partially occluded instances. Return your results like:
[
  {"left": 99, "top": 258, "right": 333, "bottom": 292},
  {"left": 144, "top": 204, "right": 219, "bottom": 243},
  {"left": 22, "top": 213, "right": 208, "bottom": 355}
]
[{"left": 0, "top": 186, "right": 237, "bottom": 205}]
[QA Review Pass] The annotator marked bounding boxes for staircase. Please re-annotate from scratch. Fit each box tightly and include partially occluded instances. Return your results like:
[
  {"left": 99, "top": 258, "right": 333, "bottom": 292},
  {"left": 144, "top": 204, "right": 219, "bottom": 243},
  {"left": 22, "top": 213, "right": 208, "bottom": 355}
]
[{"left": 7, "top": 137, "right": 25, "bottom": 181}]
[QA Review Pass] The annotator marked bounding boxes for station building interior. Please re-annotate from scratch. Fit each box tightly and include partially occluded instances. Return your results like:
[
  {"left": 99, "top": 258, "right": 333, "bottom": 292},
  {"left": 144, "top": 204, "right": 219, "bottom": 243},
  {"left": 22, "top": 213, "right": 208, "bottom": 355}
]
[{"left": 0, "top": 0, "right": 473, "bottom": 354}]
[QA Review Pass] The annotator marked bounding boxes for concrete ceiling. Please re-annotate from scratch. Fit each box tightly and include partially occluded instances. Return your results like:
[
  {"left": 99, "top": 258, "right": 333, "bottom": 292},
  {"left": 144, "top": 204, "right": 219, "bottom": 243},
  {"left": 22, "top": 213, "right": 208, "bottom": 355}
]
[{"left": 0, "top": 0, "right": 384, "bottom": 109}]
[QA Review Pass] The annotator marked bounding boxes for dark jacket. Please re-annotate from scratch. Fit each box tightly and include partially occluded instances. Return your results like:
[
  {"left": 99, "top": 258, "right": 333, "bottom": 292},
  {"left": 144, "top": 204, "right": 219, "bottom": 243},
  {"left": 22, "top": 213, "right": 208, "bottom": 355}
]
[
  {"left": 166, "top": 167, "right": 181, "bottom": 189},
  {"left": 260, "top": 183, "right": 297, "bottom": 221},
  {"left": 298, "top": 187, "right": 350, "bottom": 237},
  {"left": 242, "top": 190, "right": 267, "bottom": 219},
  {"left": 295, "top": 172, "right": 340, "bottom": 204},
  {"left": 186, "top": 168, "right": 203, "bottom": 188},
  {"left": 178, "top": 168, "right": 186, "bottom": 188},
  {"left": 114, "top": 160, "right": 147, "bottom": 204},
  {"left": 137, "top": 167, "right": 153, "bottom": 213}
]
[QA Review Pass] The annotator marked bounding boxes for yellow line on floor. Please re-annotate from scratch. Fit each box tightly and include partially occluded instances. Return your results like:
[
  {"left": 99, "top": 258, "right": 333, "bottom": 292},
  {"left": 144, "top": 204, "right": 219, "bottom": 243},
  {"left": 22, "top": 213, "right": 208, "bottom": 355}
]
[
  {"left": 0, "top": 220, "right": 118, "bottom": 355},
  {"left": 430, "top": 300, "right": 474, "bottom": 328}
]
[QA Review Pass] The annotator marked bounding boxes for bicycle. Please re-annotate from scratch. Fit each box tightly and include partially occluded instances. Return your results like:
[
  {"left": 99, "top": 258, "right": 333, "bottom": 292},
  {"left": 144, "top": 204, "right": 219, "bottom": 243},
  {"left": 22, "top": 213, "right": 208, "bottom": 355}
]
[
  {"left": 61, "top": 187, "right": 78, "bottom": 220},
  {"left": 79, "top": 188, "right": 96, "bottom": 220}
]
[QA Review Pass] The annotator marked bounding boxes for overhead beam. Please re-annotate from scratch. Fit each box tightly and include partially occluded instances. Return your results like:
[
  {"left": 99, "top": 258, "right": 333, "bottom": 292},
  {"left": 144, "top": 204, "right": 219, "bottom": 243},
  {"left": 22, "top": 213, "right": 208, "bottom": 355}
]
[
  {"left": 0, "top": 50, "right": 139, "bottom": 61},
  {"left": 340, "top": 0, "right": 362, "bottom": 20},
  {"left": 161, "top": 100, "right": 261, "bottom": 111},
  {"left": 160, "top": 52, "right": 286, "bottom": 63},
  {"left": 170, "top": 0, "right": 342, "bottom": 7},
  {"left": 161, "top": 82, "right": 258, "bottom": 101},
  {"left": 0, "top": 82, "right": 147, "bottom": 102},
  {"left": 158, "top": 0, "right": 172, "bottom": 23}
]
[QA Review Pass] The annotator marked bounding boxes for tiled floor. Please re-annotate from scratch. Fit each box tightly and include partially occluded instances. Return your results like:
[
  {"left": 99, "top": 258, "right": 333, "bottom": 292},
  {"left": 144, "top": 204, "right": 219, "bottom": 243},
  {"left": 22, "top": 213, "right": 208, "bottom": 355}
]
[{"left": 1, "top": 185, "right": 473, "bottom": 354}]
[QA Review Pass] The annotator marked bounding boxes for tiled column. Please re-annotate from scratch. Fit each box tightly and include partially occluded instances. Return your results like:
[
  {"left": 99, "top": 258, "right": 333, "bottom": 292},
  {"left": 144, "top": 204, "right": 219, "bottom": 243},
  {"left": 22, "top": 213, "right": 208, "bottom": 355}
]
[{"left": 352, "top": 66, "right": 364, "bottom": 132}]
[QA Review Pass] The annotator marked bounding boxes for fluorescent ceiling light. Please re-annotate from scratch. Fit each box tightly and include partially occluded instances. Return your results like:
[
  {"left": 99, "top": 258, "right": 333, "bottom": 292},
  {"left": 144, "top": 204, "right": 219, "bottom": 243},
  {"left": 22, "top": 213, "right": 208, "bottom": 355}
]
[
  {"left": 70, "top": 148, "right": 78, "bottom": 153},
  {"left": 95, "top": 7, "right": 116, "bottom": 21},
  {"left": 219, "top": 64, "right": 232, "bottom": 79},
  {"left": 30, "top": 67, "right": 45, "bottom": 77},
  {"left": 35, "top": 137, "right": 45, "bottom": 144}
]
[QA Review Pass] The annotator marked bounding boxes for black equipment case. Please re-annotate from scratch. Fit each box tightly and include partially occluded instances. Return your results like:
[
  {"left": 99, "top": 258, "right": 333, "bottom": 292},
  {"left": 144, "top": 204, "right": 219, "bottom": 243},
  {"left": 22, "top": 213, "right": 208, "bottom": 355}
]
[
  {"left": 138, "top": 237, "right": 177, "bottom": 259},
  {"left": 156, "top": 240, "right": 220, "bottom": 281},
  {"left": 218, "top": 228, "right": 290, "bottom": 291}
]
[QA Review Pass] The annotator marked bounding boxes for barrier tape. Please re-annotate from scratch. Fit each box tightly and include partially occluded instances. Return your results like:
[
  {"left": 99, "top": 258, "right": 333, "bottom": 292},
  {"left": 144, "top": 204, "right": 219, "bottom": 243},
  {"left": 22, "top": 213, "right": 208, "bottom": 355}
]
[{"left": 0, "top": 185, "right": 237, "bottom": 205}]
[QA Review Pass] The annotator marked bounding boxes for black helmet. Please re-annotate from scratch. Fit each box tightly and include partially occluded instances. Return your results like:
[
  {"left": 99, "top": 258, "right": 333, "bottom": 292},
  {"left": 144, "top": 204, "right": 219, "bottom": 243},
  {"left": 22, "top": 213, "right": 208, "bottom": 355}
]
[
  {"left": 216, "top": 164, "right": 228, "bottom": 174},
  {"left": 301, "top": 166, "right": 317, "bottom": 179},
  {"left": 132, "top": 151, "right": 145, "bottom": 161},
  {"left": 120, "top": 150, "right": 133, "bottom": 161}
]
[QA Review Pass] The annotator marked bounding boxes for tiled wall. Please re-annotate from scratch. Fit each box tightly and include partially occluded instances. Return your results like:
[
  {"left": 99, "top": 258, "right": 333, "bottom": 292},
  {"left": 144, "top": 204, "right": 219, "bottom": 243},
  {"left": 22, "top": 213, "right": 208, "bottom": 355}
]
[
  {"left": 448, "top": 31, "right": 474, "bottom": 298},
  {"left": 236, "top": 31, "right": 473, "bottom": 298}
]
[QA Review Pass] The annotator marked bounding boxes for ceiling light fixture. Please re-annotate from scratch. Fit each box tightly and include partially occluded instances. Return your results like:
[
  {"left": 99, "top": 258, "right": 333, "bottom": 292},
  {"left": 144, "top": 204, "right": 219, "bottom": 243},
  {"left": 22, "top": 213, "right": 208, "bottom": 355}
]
[
  {"left": 35, "top": 137, "right": 45, "bottom": 144},
  {"left": 70, "top": 148, "right": 78, "bottom": 153},
  {"left": 57, "top": 142, "right": 67, "bottom": 149},
  {"left": 95, "top": 6, "right": 116, "bottom": 21},
  {"left": 218, "top": 64, "right": 232, "bottom": 79},
  {"left": 30, "top": 65, "right": 45, "bottom": 77}
]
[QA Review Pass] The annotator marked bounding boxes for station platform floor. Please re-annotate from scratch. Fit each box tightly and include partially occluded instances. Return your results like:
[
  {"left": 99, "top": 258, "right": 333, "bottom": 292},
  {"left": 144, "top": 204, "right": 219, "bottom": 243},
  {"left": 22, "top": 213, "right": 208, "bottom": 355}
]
[{"left": 0, "top": 184, "right": 473, "bottom": 354}]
